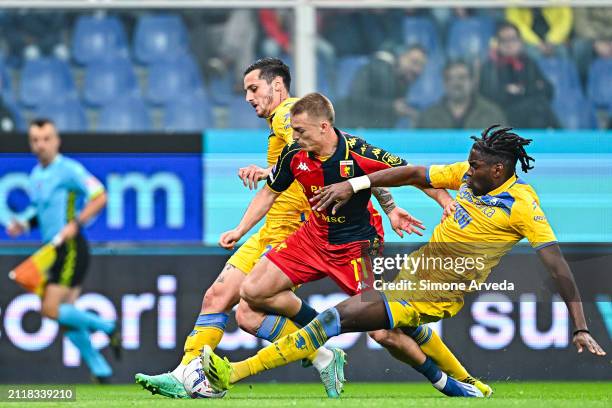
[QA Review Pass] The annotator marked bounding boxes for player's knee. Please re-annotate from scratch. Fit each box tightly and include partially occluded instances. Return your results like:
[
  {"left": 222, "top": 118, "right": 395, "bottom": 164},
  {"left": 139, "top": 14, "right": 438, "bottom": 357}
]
[
  {"left": 202, "top": 283, "right": 235, "bottom": 313},
  {"left": 235, "top": 304, "right": 259, "bottom": 335},
  {"left": 368, "top": 329, "right": 398, "bottom": 349},
  {"left": 239, "top": 279, "right": 266, "bottom": 308}
]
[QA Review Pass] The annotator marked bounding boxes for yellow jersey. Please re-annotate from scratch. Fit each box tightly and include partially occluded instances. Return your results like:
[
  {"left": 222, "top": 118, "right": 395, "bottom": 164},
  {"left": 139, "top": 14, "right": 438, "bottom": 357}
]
[
  {"left": 391, "top": 161, "right": 557, "bottom": 311},
  {"left": 265, "top": 98, "right": 311, "bottom": 222}
]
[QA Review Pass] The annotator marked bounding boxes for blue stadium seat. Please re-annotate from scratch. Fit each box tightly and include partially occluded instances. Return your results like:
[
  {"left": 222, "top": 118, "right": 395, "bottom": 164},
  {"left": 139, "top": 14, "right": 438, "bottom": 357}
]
[
  {"left": 446, "top": 17, "right": 495, "bottom": 60},
  {"left": 553, "top": 92, "right": 598, "bottom": 130},
  {"left": 587, "top": 58, "right": 612, "bottom": 109},
  {"left": 98, "top": 95, "right": 151, "bottom": 132},
  {"left": 83, "top": 56, "right": 139, "bottom": 107},
  {"left": 226, "top": 95, "right": 268, "bottom": 129},
  {"left": 3, "top": 98, "right": 26, "bottom": 131},
  {"left": 536, "top": 57, "right": 583, "bottom": 100},
  {"left": 163, "top": 92, "right": 213, "bottom": 132},
  {"left": 407, "top": 57, "right": 445, "bottom": 110},
  {"left": 36, "top": 98, "right": 87, "bottom": 132},
  {"left": 147, "top": 54, "right": 204, "bottom": 105},
  {"left": 19, "top": 58, "right": 76, "bottom": 108},
  {"left": 335, "top": 55, "right": 369, "bottom": 100},
  {"left": 402, "top": 17, "right": 440, "bottom": 53},
  {"left": 133, "top": 14, "right": 189, "bottom": 65},
  {"left": 207, "top": 72, "right": 234, "bottom": 106},
  {"left": 71, "top": 14, "right": 129, "bottom": 65}
]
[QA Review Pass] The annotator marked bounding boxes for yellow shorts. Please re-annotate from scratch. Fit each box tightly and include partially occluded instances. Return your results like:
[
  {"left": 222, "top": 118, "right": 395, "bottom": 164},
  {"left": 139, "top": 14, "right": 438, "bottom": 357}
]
[
  {"left": 228, "top": 218, "right": 303, "bottom": 274},
  {"left": 381, "top": 245, "right": 465, "bottom": 328}
]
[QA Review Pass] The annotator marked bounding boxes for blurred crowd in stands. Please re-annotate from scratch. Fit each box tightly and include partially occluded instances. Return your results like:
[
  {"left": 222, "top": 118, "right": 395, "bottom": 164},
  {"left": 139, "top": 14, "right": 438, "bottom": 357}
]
[{"left": 0, "top": 6, "right": 609, "bottom": 133}]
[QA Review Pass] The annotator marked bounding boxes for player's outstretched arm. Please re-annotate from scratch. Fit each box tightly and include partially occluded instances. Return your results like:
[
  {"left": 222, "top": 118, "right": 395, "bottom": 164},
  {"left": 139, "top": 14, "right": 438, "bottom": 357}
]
[
  {"left": 537, "top": 244, "right": 606, "bottom": 356},
  {"left": 312, "top": 165, "right": 429, "bottom": 214},
  {"left": 219, "top": 186, "right": 280, "bottom": 250}
]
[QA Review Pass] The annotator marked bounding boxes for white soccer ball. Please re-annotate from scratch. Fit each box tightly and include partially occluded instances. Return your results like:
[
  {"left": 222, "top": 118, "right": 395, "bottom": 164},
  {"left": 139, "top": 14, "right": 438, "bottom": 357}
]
[{"left": 182, "top": 358, "right": 227, "bottom": 399}]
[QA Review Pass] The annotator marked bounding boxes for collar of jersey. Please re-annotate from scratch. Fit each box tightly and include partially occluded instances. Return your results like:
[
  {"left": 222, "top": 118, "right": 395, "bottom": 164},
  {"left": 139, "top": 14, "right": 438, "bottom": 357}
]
[
  {"left": 486, "top": 174, "right": 518, "bottom": 197},
  {"left": 307, "top": 128, "right": 349, "bottom": 165},
  {"left": 39, "top": 153, "right": 63, "bottom": 171}
]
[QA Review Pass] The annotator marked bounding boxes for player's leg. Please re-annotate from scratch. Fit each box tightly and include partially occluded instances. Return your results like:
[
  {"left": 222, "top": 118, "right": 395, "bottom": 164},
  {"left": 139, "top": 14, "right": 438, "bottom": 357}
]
[
  {"left": 203, "top": 294, "right": 482, "bottom": 397},
  {"left": 136, "top": 262, "right": 244, "bottom": 398}
]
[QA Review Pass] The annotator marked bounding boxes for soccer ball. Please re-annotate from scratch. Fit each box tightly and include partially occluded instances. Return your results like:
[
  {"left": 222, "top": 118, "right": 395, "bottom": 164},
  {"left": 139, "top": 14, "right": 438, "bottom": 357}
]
[{"left": 182, "top": 358, "right": 227, "bottom": 399}]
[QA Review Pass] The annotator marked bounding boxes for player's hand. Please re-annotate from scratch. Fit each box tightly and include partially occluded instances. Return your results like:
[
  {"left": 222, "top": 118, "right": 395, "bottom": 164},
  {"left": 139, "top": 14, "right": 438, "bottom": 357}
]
[
  {"left": 441, "top": 200, "right": 456, "bottom": 223},
  {"left": 238, "top": 165, "right": 270, "bottom": 190},
  {"left": 573, "top": 331, "right": 606, "bottom": 356},
  {"left": 59, "top": 221, "right": 79, "bottom": 242},
  {"left": 387, "top": 207, "right": 425, "bottom": 238},
  {"left": 219, "top": 229, "right": 243, "bottom": 250},
  {"left": 310, "top": 181, "right": 354, "bottom": 214},
  {"left": 6, "top": 220, "right": 25, "bottom": 237}
]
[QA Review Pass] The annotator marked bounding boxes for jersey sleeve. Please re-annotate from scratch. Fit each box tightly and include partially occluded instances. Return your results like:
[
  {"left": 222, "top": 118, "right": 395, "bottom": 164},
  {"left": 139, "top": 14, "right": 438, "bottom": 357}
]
[
  {"left": 266, "top": 143, "right": 299, "bottom": 193},
  {"left": 349, "top": 137, "right": 408, "bottom": 174},
  {"left": 510, "top": 195, "right": 558, "bottom": 249},
  {"left": 67, "top": 160, "right": 105, "bottom": 200},
  {"left": 427, "top": 161, "right": 470, "bottom": 190}
]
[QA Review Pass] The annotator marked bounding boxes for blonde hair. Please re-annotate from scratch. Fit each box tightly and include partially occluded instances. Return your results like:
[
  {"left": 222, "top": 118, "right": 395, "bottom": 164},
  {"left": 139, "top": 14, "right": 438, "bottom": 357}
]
[{"left": 290, "top": 92, "right": 335, "bottom": 125}]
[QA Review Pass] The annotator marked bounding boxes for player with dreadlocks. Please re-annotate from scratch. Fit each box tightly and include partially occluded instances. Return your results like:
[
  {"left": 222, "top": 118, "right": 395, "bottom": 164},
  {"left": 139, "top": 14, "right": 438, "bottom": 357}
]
[{"left": 200, "top": 125, "right": 606, "bottom": 394}]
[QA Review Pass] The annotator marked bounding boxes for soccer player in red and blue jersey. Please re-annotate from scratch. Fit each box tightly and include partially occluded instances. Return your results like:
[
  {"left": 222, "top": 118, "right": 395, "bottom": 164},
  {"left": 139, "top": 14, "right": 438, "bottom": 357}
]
[{"left": 216, "top": 92, "right": 486, "bottom": 397}]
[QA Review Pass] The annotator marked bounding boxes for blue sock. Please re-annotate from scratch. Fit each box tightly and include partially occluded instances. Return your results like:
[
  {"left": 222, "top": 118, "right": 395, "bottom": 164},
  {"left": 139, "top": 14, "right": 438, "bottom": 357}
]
[
  {"left": 256, "top": 315, "right": 289, "bottom": 342},
  {"left": 292, "top": 301, "right": 318, "bottom": 327},
  {"left": 58, "top": 304, "right": 114, "bottom": 334},
  {"left": 302, "top": 307, "right": 342, "bottom": 349},
  {"left": 65, "top": 328, "right": 112, "bottom": 377},
  {"left": 414, "top": 357, "right": 479, "bottom": 397}
]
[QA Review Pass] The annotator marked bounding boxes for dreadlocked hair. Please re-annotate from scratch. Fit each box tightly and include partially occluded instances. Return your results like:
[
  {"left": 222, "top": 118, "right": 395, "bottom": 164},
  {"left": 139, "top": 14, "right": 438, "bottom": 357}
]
[{"left": 470, "top": 125, "right": 535, "bottom": 173}]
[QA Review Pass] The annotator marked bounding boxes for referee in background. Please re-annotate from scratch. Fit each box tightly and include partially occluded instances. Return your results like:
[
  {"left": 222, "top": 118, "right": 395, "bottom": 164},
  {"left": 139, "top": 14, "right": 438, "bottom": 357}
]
[{"left": 6, "top": 118, "right": 120, "bottom": 382}]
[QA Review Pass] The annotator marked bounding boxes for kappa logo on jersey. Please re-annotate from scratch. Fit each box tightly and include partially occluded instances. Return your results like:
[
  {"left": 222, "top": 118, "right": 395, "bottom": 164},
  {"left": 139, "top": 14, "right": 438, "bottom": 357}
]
[
  {"left": 297, "top": 162, "right": 310, "bottom": 172},
  {"left": 340, "top": 160, "right": 354, "bottom": 178}
]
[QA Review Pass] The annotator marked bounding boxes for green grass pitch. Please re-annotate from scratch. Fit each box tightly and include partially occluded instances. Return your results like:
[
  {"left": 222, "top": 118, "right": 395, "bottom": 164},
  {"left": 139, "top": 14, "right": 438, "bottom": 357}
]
[{"left": 3, "top": 382, "right": 611, "bottom": 407}]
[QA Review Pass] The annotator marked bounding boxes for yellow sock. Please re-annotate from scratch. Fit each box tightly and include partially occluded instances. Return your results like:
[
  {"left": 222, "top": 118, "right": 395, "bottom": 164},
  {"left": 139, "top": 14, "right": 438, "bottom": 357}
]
[
  {"left": 412, "top": 325, "right": 469, "bottom": 380},
  {"left": 181, "top": 313, "right": 228, "bottom": 365},
  {"left": 256, "top": 315, "right": 318, "bottom": 362},
  {"left": 231, "top": 325, "right": 323, "bottom": 383}
]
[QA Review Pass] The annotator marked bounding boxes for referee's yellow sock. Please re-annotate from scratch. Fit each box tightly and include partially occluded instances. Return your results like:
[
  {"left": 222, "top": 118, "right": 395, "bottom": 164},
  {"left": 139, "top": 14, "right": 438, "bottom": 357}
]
[
  {"left": 181, "top": 313, "right": 229, "bottom": 365},
  {"left": 408, "top": 325, "right": 469, "bottom": 381}
]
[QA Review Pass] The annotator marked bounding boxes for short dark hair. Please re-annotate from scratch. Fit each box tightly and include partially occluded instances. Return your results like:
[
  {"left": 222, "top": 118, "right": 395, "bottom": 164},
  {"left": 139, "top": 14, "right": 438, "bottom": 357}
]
[
  {"left": 243, "top": 58, "right": 291, "bottom": 92},
  {"left": 444, "top": 60, "right": 473, "bottom": 78},
  {"left": 29, "top": 118, "right": 55, "bottom": 129},
  {"left": 496, "top": 21, "right": 520, "bottom": 38},
  {"left": 290, "top": 92, "right": 335, "bottom": 125},
  {"left": 471, "top": 125, "right": 535, "bottom": 174}
]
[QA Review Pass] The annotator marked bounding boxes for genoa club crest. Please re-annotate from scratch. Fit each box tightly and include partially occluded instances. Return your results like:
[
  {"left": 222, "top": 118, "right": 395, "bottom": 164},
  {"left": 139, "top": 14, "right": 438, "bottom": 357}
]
[{"left": 340, "top": 160, "right": 354, "bottom": 178}]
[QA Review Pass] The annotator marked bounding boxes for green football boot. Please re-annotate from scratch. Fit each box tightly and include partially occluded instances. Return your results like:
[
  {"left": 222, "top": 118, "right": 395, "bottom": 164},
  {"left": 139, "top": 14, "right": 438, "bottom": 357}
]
[
  {"left": 135, "top": 372, "right": 190, "bottom": 399},
  {"left": 317, "top": 348, "right": 347, "bottom": 398}
]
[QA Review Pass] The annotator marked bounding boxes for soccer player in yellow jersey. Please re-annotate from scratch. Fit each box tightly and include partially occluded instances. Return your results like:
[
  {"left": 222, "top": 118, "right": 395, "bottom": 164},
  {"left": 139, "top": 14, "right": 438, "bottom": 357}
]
[{"left": 201, "top": 125, "right": 605, "bottom": 394}]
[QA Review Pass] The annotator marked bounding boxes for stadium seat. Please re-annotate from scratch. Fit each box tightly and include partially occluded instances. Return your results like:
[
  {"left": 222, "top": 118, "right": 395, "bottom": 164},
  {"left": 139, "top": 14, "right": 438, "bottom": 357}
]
[
  {"left": 83, "top": 56, "right": 139, "bottom": 107},
  {"left": 0, "top": 57, "right": 13, "bottom": 101},
  {"left": 98, "top": 95, "right": 151, "bottom": 132},
  {"left": 587, "top": 58, "right": 612, "bottom": 109},
  {"left": 71, "top": 14, "right": 129, "bottom": 65},
  {"left": 19, "top": 58, "right": 76, "bottom": 108},
  {"left": 402, "top": 17, "right": 440, "bottom": 53},
  {"left": 133, "top": 14, "right": 189, "bottom": 65},
  {"left": 226, "top": 95, "right": 268, "bottom": 129},
  {"left": 163, "top": 91, "right": 213, "bottom": 132},
  {"left": 552, "top": 92, "right": 598, "bottom": 130},
  {"left": 407, "top": 57, "right": 445, "bottom": 110},
  {"left": 36, "top": 98, "right": 87, "bottom": 132},
  {"left": 335, "top": 55, "right": 369, "bottom": 100},
  {"left": 147, "top": 54, "right": 204, "bottom": 105},
  {"left": 446, "top": 17, "right": 495, "bottom": 60},
  {"left": 536, "top": 57, "right": 583, "bottom": 100}
]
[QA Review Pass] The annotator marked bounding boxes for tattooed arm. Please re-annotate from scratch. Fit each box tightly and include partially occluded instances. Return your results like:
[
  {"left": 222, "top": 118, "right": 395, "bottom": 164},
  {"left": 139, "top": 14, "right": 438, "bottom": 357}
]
[
  {"left": 371, "top": 187, "right": 424, "bottom": 237},
  {"left": 371, "top": 187, "right": 396, "bottom": 214}
]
